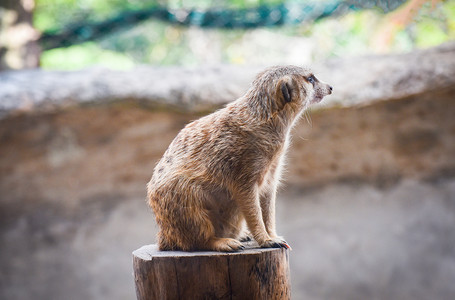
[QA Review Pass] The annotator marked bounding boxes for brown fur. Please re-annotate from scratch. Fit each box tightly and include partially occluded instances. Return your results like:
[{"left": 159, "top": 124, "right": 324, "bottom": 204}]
[{"left": 147, "top": 65, "right": 332, "bottom": 251}]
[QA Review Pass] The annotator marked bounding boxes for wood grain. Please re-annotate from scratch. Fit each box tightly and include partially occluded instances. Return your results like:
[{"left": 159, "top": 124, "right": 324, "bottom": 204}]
[{"left": 133, "top": 244, "right": 291, "bottom": 300}]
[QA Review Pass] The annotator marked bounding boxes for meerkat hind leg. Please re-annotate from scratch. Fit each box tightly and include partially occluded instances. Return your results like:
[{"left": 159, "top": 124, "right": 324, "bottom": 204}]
[
  {"left": 206, "top": 237, "right": 245, "bottom": 252},
  {"left": 201, "top": 188, "right": 246, "bottom": 251}
]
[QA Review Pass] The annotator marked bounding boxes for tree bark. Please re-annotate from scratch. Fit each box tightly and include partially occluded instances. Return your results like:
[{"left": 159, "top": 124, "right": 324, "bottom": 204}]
[
  {"left": 0, "top": 0, "right": 40, "bottom": 70},
  {"left": 133, "top": 244, "right": 291, "bottom": 300}
]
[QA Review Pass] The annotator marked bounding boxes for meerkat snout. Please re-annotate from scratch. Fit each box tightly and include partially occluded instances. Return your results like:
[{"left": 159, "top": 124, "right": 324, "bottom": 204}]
[
  {"left": 147, "top": 65, "right": 332, "bottom": 252},
  {"left": 307, "top": 75, "right": 332, "bottom": 104}
]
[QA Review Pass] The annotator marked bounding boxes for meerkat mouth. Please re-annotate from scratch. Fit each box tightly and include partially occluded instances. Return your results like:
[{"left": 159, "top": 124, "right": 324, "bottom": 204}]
[{"left": 311, "top": 95, "right": 324, "bottom": 104}]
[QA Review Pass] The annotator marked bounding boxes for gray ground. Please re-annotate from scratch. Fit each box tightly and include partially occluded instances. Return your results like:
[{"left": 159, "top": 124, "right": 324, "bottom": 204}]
[{"left": 1, "top": 177, "right": 454, "bottom": 300}]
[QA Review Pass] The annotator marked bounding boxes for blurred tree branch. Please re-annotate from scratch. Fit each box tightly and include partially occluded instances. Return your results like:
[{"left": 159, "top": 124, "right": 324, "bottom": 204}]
[{"left": 372, "top": 0, "right": 444, "bottom": 51}]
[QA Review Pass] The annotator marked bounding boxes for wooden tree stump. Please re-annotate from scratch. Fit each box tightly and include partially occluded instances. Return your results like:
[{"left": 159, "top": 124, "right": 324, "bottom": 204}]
[{"left": 133, "top": 244, "right": 291, "bottom": 300}]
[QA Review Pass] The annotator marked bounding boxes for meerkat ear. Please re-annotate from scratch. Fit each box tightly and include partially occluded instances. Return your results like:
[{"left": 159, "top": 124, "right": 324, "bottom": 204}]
[
  {"left": 275, "top": 76, "right": 294, "bottom": 111},
  {"left": 281, "top": 82, "right": 292, "bottom": 103}
]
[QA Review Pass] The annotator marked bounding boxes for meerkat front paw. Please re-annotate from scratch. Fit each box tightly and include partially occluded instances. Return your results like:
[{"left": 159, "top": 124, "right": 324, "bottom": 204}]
[{"left": 260, "top": 237, "right": 291, "bottom": 250}]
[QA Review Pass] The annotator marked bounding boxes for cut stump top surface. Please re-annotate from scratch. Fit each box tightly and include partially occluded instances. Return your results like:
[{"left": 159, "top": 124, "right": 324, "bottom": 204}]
[{"left": 133, "top": 244, "right": 285, "bottom": 260}]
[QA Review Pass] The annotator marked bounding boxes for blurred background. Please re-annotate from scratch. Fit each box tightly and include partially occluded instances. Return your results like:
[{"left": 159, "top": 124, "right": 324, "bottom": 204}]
[{"left": 1, "top": 0, "right": 455, "bottom": 299}]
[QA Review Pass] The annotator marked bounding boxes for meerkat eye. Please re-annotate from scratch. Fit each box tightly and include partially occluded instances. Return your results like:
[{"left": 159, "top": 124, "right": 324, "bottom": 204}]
[{"left": 307, "top": 75, "right": 315, "bottom": 85}]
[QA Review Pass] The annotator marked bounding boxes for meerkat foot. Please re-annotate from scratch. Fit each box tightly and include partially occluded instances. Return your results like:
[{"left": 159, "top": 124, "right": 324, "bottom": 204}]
[
  {"left": 208, "top": 238, "right": 245, "bottom": 252},
  {"left": 239, "top": 235, "right": 252, "bottom": 242},
  {"left": 260, "top": 237, "right": 291, "bottom": 250}
]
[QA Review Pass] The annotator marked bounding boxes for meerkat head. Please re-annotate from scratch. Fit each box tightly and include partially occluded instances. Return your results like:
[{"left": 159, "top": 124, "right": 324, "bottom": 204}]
[
  {"left": 273, "top": 66, "right": 332, "bottom": 113},
  {"left": 246, "top": 65, "right": 332, "bottom": 122}
]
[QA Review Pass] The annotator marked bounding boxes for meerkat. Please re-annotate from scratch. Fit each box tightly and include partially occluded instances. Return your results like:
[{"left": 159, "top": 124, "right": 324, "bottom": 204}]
[{"left": 147, "top": 65, "right": 332, "bottom": 252}]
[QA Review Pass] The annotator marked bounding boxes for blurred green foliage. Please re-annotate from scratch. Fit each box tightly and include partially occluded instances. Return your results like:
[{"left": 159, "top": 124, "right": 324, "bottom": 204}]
[
  {"left": 40, "top": 42, "right": 135, "bottom": 69},
  {"left": 34, "top": 0, "right": 455, "bottom": 70},
  {"left": 413, "top": 1, "right": 454, "bottom": 47}
]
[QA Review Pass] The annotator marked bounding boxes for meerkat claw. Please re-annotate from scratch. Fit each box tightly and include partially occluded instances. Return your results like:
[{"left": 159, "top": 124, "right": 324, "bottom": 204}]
[
  {"left": 275, "top": 242, "right": 291, "bottom": 250},
  {"left": 239, "top": 235, "right": 252, "bottom": 242},
  {"left": 281, "top": 242, "right": 292, "bottom": 250},
  {"left": 261, "top": 238, "right": 292, "bottom": 250}
]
